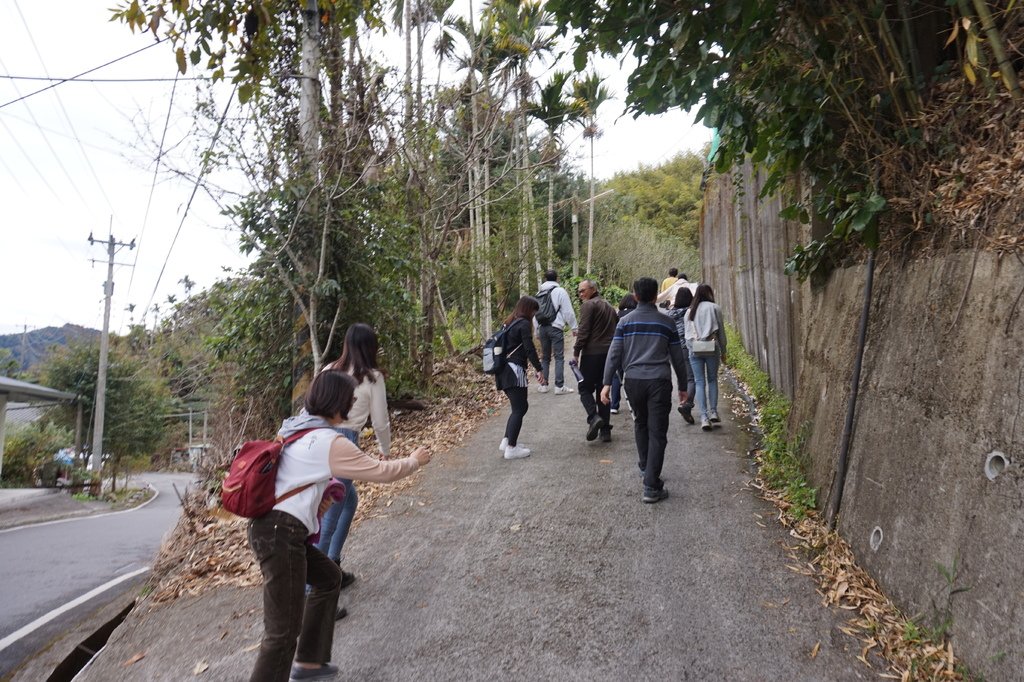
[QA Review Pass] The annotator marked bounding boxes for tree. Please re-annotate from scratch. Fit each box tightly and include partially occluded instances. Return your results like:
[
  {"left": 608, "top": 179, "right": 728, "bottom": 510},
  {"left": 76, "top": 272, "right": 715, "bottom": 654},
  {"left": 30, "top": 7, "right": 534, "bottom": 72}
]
[
  {"left": 530, "top": 70, "right": 581, "bottom": 270},
  {"left": 36, "top": 342, "right": 172, "bottom": 491},
  {"left": 0, "top": 348, "right": 19, "bottom": 377},
  {"left": 572, "top": 71, "right": 611, "bottom": 274}
]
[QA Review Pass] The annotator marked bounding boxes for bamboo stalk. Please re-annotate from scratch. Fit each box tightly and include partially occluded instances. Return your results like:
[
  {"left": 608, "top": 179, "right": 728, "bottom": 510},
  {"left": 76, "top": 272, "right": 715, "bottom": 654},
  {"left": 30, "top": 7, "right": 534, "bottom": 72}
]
[
  {"left": 875, "top": 2, "right": 921, "bottom": 116},
  {"left": 956, "top": 0, "right": 997, "bottom": 95},
  {"left": 970, "top": 0, "right": 1023, "bottom": 98}
]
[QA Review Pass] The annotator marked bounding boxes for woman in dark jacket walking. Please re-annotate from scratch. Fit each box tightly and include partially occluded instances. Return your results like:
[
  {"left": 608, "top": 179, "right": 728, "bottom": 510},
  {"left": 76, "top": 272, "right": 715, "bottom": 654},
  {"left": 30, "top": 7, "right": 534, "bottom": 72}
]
[
  {"left": 667, "top": 286, "right": 697, "bottom": 424},
  {"left": 496, "top": 296, "right": 546, "bottom": 459}
]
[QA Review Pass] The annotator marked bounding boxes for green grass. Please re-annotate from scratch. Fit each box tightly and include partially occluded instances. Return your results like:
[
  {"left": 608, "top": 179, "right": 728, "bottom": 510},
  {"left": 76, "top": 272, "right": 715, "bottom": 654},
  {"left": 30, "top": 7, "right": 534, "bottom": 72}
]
[{"left": 725, "top": 324, "right": 816, "bottom": 518}]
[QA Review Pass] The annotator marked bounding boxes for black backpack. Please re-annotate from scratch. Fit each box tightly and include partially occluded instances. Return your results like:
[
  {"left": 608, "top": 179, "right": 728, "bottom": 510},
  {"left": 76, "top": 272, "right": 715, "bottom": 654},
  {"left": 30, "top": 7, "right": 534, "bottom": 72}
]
[{"left": 535, "top": 288, "right": 557, "bottom": 326}]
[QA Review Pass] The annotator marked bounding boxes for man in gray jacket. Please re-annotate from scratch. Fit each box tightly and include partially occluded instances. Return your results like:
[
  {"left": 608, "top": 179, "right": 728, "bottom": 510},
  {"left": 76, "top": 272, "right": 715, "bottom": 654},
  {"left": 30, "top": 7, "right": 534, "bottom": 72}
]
[{"left": 601, "top": 277, "right": 688, "bottom": 503}]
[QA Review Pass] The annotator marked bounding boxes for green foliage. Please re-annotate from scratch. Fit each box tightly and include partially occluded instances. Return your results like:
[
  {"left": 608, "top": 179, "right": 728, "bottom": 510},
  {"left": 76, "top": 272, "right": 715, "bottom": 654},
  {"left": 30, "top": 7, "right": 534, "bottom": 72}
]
[
  {"left": 35, "top": 342, "right": 172, "bottom": 478},
  {"left": 550, "top": 0, "right": 1023, "bottom": 278},
  {"left": 0, "top": 348, "right": 19, "bottom": 377},
  {"left": 724, "top": 324, "right": 816, "bottom": 517},
  {"left": 1, "top": 421, "right": 73, "bottom": 486}
]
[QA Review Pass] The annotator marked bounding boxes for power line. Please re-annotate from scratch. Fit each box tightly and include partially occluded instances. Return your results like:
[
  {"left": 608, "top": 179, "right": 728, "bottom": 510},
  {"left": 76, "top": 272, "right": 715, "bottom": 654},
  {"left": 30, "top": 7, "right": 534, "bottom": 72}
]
[
  {"left": 0, "top": 38, "right": 164, "bottom": 111},
  {"left": 0, "top": 75, "right": 207, "bottom": 83},
  {"left": 120, "top": 72, "right": 181, "bottom": 333},
  {"left": 144, "top": 85, "right": 237, "bottom": 318}
]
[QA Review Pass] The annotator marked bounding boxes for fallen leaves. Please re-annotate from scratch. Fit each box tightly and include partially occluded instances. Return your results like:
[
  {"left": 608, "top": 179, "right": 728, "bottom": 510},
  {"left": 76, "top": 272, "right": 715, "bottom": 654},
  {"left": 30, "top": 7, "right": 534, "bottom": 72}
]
[
  {"left": 192, "top": 661, "right": 209, "bottom": 675},
  {"left": 143, "top": 355, "right": 506, "bottom": 607}
]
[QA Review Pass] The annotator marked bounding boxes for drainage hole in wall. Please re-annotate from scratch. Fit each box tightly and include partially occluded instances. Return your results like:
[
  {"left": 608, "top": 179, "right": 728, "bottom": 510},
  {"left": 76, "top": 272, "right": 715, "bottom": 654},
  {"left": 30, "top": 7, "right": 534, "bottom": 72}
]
[
  {"left": 985, "top": 451, "right": 1009, "bottom": 481},
  {"left": 869, "top": 526, "right": 883, "bottom": 551}
]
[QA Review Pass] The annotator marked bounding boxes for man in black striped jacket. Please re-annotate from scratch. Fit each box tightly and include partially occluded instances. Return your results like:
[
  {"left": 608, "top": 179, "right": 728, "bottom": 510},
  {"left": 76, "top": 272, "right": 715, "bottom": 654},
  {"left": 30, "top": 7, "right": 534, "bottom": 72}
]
[{"left": 601, "top": 277, "right": 689, "bottom": 504}]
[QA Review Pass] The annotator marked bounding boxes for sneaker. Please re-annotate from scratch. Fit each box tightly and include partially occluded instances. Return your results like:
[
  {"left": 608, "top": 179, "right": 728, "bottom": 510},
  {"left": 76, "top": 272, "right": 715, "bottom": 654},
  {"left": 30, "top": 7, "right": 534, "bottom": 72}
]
[
  {"left": 709, "top": 410, "right": 721, "bottom": 423},
  {"left": 554, "top": 386, "right": 574, "bottom": 395},
  {"left": 642, "top": 488, "right": 669, "bottom": 504},
  {"left": 701, "top": 417, "right": 712, "bottom": 431},
  {"left": 600, "top": 430, "right": 612, "bottom": 443},
  {"left": 537, "top": 385, "right": 549, "bottom": 393},
  {"left": 504, "top": 445, "right": 531, "bottom": 459},
  {"left": 678, "top": 404, "right": 695, "bottom": 424},
  {"left": 586, "top": 416, "right": 605, "bottom": 441},
  {"left": 610, "top": 408, "right": 619, "bottom": 414},
  {"left": 638, "top": 465, "right": 646, "bottom": 477},
  {"left": 290, "top": 663, "right": 339, "bottom": 681},
  {"left": 339, "top": 570, "right": 356, "bottom": 590},
  {"left": 499, "top": 437, "right": 508, "bottom": 452},
  {"left": 335, "top": 607, "right": 348, "bottom": 621}
]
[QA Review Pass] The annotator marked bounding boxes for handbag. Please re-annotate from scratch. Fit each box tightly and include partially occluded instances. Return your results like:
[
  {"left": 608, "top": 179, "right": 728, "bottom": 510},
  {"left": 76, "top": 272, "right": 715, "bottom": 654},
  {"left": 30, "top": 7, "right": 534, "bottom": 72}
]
[{"left": 691, "top": 338, "right": 717, "bottom": 356}]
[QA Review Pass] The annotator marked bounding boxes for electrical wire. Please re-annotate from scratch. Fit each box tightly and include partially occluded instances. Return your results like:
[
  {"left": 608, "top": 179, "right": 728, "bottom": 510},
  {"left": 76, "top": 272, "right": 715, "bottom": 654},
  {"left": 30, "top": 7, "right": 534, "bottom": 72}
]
[
  {"left": 1, "top": 75, "right": 206, "bottom": 83},
  {"left": 143, "top": 85, "right": 237, "bottom": 319},
  {"left": 0, "top": 38, "right": 164, "bottom": 111}
]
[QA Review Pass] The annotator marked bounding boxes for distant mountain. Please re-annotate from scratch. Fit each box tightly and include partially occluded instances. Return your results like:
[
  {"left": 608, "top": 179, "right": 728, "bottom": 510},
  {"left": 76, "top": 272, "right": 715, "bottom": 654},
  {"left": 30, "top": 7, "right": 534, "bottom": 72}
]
[{"left": 0, "top": 324, "right": 99, "bottom": 371}]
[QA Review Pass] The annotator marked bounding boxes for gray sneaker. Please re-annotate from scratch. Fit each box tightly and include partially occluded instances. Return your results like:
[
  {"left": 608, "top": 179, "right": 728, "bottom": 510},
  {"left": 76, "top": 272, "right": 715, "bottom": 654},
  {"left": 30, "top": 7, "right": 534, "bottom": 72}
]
[
  {"left": 642, "top": 488, "right": 669, "bottom": 504},
  {"left": 290, "top": 663, "right": 339, "bottom": 681}
]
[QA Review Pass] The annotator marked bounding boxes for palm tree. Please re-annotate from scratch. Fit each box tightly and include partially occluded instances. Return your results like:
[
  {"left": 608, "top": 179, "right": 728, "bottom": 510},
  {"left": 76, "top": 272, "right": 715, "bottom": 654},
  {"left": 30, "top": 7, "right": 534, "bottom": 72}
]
[
  {"left": 529, "top": 70, "right": 581, "bottom": 270},
  {"left": 573, "top": 72, "right": 611, "bottom": 275}
]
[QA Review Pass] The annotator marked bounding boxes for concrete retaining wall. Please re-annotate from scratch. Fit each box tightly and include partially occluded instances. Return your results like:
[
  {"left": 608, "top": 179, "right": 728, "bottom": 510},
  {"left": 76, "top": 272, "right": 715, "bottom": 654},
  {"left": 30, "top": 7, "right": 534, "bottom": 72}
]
[{"left": 702, "top": 165, "right": 1024, "bottom": 679}]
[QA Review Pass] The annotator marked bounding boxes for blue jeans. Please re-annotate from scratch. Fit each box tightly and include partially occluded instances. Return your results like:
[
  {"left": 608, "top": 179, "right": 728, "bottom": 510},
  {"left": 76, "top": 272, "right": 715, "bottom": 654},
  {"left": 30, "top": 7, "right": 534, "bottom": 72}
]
[
  {"left": 538, "top": 325, "right": 565, "bottom": 387},
  {"left": 610, "top": 371, "right": 623, "bottom": 410},
  {"left": 315, "top": 427, "right": 359, "bottom": 563},
  {"left": 689, "top": 353, "right": 720, "bottom": 419}
]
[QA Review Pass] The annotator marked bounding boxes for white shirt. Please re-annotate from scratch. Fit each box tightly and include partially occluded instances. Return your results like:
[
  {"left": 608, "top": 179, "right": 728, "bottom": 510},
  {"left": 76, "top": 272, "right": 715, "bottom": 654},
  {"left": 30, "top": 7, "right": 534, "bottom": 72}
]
[
  {"left": 534, "top": 281, "right": 578, "bottom": 331},
  {"left": 273, "top": 428, "right": 336, "bottom": 535},
  {"left": 337, "top": 369, "right": 391, "bottom": 457}
]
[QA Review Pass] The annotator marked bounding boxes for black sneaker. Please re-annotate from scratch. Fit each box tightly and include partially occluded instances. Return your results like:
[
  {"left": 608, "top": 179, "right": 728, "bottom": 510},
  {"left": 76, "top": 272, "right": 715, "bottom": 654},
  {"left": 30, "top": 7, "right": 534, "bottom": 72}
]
[
  {"left": 586, "top": 416, "right": 605, "bottom": 441},
  {"left": 642, "top": 488, "right": 669, "bottom": 504},
  {"left": 678, "top": 404, "right": 695, "bottom": 424},
  {"left": 332, "top": 561, "right": 356, "bottom": 590},
  {"left": 335, "top": 607, "right": 348, "bottom": 621},
  {"left": 290, "top": 663, "right": 339, "bottom": 681},
  {"left": 600, "top": 429, "right": 612, "bottom": 443}
]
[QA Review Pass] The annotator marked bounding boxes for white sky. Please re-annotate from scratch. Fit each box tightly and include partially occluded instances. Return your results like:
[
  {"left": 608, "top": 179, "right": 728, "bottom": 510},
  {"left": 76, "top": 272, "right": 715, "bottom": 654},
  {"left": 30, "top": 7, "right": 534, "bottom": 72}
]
[{"left": 0, "top": 1, "right": 708, "bottom": 336}]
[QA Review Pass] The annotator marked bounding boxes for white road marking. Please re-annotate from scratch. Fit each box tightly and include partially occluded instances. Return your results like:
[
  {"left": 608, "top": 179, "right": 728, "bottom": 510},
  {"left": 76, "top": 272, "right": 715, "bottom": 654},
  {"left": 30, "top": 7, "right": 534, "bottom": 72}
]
[
  {"left": 0, "top": 484, "right": 160, "bottom": 535},
  {"left": 0, "top": 566, "right": 150, "bottom": 652}
]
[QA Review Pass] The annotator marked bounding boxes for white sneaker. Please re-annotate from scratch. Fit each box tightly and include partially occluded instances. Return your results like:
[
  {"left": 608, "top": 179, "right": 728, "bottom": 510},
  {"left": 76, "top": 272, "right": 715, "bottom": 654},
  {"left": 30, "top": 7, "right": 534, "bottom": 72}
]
[
  {"left": 610, "top": 408, "right": 619, "bottom": 414},
  {"left": 499, "top": 437, "right": 508, "bottom": 452},
  {"left": 709, "top": 410, "right": 721, "bottom": 423},
  {"left": 554, "top": 386, "right": 574, "bottom": 395},
  {"left": 504, "top": 445, "right": 531, "bottom": 459},
  {"left": 537, "top": 385, "right": 549, "bottom": 393}
]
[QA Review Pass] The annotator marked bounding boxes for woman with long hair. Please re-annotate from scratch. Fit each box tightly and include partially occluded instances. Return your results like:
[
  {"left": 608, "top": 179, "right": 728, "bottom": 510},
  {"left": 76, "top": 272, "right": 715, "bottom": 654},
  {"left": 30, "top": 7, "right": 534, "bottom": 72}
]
[
  {"left": 667, "top": 286, "right": 697, "bottom": 424},
  {"left": 316, "top": 323, "right": 392, "bottom": 589},
  {"left": 249, "top": 370, "right": 431, "bottom": 682},
  {"left": 685, "top": 284, "right": 727, "bottom": 431},
  {"left": 496, "top": 296, "right": 546, "bottom": 459}
]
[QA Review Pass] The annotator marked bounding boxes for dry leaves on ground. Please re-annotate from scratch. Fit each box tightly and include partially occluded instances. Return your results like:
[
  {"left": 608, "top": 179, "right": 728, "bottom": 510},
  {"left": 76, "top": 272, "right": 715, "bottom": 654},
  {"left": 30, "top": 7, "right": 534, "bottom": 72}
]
[{"left": 145, "top": 355, "right": 504, "bottom": 607}]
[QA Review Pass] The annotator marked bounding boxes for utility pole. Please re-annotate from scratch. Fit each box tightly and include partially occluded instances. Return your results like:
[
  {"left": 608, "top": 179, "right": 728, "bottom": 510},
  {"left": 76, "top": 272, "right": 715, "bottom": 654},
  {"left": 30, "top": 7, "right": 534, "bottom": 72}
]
[
  {"left": 88, "top": 231, "right": 135, "bottom": 475},
  {"left": 571, "top": 197, "right": 579, "bottom": 278}
]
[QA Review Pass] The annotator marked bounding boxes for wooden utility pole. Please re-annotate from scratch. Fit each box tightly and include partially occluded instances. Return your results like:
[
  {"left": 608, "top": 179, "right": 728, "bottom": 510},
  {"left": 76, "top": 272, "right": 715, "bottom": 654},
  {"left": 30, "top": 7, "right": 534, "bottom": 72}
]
[{"left": 87, "top": 230, "right": 135, "bottom": 474}]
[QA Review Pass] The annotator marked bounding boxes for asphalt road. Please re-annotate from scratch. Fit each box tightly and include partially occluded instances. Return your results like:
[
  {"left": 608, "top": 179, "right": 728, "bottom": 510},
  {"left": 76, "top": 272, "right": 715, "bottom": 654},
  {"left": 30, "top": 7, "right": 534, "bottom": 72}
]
[
  {"left": 0, "top": 472, "right": 195, "bottom": 678},
  {"left": 76, "top": 371, "right": 874, "bottom": 680}
]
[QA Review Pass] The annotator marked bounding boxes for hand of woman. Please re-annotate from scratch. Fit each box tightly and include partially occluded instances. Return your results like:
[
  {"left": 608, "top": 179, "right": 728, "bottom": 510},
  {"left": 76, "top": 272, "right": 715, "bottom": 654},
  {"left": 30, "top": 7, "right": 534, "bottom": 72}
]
[
  {"left": 411, "top": 446, "right": 432, "bottom": 466},
  {"left": 536, "top": 371, "right": 547, "bottom": 385}
]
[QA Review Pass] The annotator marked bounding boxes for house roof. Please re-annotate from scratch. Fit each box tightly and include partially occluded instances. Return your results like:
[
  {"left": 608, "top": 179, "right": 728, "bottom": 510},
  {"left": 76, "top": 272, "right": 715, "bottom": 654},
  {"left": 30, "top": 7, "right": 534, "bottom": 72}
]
[{"left": 0, "top": 376, "right": 77, "bottom": 403}]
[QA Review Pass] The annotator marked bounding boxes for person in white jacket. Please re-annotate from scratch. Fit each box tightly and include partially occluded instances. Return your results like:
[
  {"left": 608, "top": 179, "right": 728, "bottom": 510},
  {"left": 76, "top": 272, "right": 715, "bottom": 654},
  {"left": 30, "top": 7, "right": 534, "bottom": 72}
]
[
  {"left": 316, "top": 323, "right": 393, "bottom": 589},
  {"left": 533, "top": 269, "right": 578, "bottom": 394}
]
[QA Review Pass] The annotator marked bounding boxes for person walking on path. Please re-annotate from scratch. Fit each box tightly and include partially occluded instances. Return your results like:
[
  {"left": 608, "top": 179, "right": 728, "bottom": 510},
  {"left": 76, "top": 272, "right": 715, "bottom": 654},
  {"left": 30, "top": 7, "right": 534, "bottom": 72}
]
[
  {"left": 666, "top": 286, "right": 697, "bottom": 424},
  {"left": 497, "top": 296, "right": 547, "bottom": 459},
  {"left": 684, "top": 283, "right": 727, "bottom": 431},
  {"left": 249, "top": 370, "right": 431, "bottom": 682},
  {"left": 660, "top": 267, "right": 680, "bottom": 294},
  {"left": 534, "top": 269, "right": 577, "bottom": 395},
  {"left": 601, "top": 277, "right": 688, "bottom": 504},
  {"left": 316, "top": 323, "right": 392, "bottom": 591},
  {"left": 572, "top": 280, "right": 619, "bottom": 443},
  {"left": 609, "top": 292, "right": 637, "bottom": 414}
]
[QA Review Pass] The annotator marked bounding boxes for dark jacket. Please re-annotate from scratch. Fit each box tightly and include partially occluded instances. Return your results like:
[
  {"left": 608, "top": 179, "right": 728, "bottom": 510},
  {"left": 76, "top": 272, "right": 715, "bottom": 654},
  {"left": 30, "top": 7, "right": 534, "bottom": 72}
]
[
  {"left": 574, "top": 295, "right": 618, "bottom": 356},
  {"left": 495, "top": 317, "right": 541, "bottom": 390}
]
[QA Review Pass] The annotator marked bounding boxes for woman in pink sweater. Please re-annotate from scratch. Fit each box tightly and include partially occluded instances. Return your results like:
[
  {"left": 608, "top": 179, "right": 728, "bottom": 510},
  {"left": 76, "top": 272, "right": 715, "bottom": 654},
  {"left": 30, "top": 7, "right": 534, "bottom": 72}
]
[{"left": 248, "top": 370, "right": 431, "bottom": 682}]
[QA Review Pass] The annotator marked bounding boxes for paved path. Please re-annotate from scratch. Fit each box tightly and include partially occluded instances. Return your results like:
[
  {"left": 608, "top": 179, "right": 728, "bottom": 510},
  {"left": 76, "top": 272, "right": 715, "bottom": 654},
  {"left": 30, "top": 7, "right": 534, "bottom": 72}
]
[
  {"left": 80, "top": 374, "right": 872, "bottom": 681},
  {"left": 0, "top": 472, "right": 195, "bottom": 677}
]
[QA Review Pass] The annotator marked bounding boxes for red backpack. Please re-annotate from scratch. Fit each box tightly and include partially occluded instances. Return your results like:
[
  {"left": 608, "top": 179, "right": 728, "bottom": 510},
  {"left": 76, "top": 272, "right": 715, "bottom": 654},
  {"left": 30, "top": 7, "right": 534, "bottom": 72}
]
[{"left": 221, "top": 429, "right": 318, "bottom": 518}]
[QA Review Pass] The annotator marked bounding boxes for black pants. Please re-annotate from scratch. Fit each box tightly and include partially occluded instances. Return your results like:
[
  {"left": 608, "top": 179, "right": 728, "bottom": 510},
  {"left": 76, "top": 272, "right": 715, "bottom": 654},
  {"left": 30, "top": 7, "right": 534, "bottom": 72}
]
[
  {"left": 248, "top": 511, "right": 342, "bottom": 682},
  {"left": 625, "top": 378, "right": 672, "bottom": 491},
  {"left": 578, "top": 353, "right": 610, "bottom": 431},
  {"left": 503, "top": 386, "right": 529, "bottom": 446}
]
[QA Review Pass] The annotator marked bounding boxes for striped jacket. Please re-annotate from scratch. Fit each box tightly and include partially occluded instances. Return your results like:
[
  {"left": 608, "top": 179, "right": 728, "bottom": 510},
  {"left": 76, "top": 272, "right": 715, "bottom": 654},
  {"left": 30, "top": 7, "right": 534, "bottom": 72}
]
[{"left": 602, "top": 302, "right": 688, "bottom": 386}]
